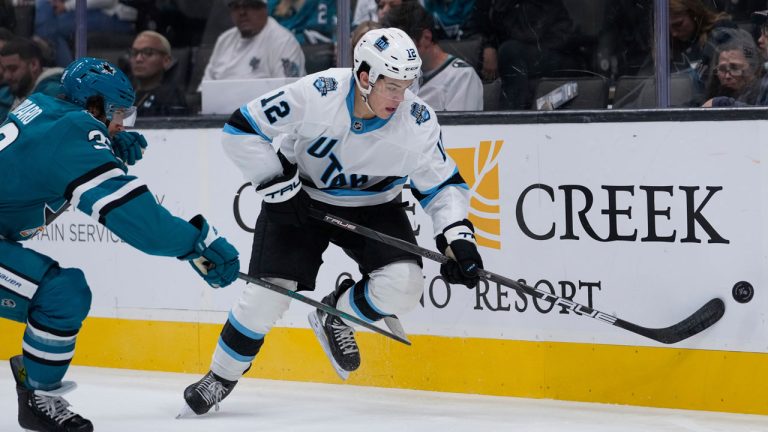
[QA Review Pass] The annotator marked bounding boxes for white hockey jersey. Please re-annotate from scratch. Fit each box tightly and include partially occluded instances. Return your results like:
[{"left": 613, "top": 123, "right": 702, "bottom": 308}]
[
  {"left": 419, "top": 55, "right": 483, "bottom": 111},
  {"left": 201, "top": 17, "right": 306, "bottom": 84},
  {"left": 222, "top": 68, "right": 470, "bottom": 234}
]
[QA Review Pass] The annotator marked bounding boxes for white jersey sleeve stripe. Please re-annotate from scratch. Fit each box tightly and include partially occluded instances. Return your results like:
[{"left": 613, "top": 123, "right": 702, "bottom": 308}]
[
  {"left": 89, "top": 178, "right": 146, "bottom": 219},
  {"left": 70, "top": 167, "right": 125, "bottom": 210}
]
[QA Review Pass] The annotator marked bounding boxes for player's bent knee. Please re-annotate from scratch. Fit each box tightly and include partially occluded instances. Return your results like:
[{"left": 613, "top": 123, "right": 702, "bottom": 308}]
[
  {"left": 231, "top": 277, "right": 297, "bottom": 335},
  {"left": 368, "top": 261, "right": 424, "bottom": 314},
  {"left": 33, "top": 268, "right": 92, "bottom": 329}
]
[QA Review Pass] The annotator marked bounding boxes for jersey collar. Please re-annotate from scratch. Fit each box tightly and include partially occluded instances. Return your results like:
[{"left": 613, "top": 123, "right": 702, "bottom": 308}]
[{"left": 346, "top": 77, "right": 392, "bottom": 134}]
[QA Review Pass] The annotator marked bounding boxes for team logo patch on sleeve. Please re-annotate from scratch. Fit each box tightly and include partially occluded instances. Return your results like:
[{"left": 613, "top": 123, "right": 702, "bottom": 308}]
[
  {"left": 373, "top": 36, "right": 389, "bottom": 52},
  {"left": 313, "top": 77, "right": 338, "bottom": 96},
  {"left": 410, "top": 103, "right": 431, "bottom": 125}
]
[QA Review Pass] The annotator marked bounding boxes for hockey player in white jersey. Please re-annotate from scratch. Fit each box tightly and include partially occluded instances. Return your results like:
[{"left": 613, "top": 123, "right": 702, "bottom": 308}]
[{"left": 180, "top": 27, "right": 484, "bottom": 416}]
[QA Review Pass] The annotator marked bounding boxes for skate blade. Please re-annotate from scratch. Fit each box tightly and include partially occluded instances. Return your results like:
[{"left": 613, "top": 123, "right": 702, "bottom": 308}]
[
  {"left": 176, "top": 402, "right": 197, "bottom": 419},
  {"left": 308, "top": 311, "right": 350, "bottom": 381}
]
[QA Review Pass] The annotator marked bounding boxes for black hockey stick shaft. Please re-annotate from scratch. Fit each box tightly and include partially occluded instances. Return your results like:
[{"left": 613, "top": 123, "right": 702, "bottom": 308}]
[
  {"left": 309, "top": 208, "right": 725, "bottom": 344},
  {"left": 236, "top": 272, "right": 411, "bottom": 346}
]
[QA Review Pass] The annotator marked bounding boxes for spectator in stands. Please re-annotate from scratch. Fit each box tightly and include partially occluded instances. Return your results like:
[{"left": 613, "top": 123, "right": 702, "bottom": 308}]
[
  {"left": 475, "top": 0, "right": 580, "bottom": 110},
  {"left": 129, "top": 30, "right": 189, "bottom": 116},
  {"left": 354, "top": 0, "right": 476, "bottom": 41},
  {"left": 597, "top": 0, "right": 653, "bottom": 78},
  {"left": 422, "top": 0, "right": 478, "bottom": 40},
  {"left": 268, "top": 0, "right": 337, "bottom": 45},
  {"left": 669, "top": 0, "right": 734, "bottom": 76},
  {"left": 201, "top": 0, "right": 305, "bottom": 82},
  {"left": 34, "top": 0, "right": 137, "bottom": 67},
  {"left": 353, "top": 0, "right": 406, "bottom": 28},
  {"left": 751, "top": 9, "right": 768, "bottom": 59},
  {"left": 703, "top": 28, "right": 766, "bottom": 106},
  {"left": 383, "top": 2, "right": 482, "bottom": 111},
  {"left": 0, "top": 28, "right": 14, "bottom": 120},
  {"left": 0, "top": 37, "right": 63, "bottom": 111}
]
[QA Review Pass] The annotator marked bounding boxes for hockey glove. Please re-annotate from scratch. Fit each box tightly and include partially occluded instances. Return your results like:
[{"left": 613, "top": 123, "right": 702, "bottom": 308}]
[
  {"left": 111, "top": 131, "right": 148, "bottom": 166},
  {"left": 256, "top": 162, "right": 311, "bottom": 226},
  {"left": 435, "top": 219, "right": 484, "bottom": 288},
  {"left": 181, "top": 215, "right": 240, "bottom": 288}
]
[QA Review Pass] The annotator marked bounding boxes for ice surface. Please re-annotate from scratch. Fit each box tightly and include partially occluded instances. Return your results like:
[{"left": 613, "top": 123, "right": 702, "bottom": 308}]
[{"left": 0, "top": 362, "right": 765, "bottom": 432}]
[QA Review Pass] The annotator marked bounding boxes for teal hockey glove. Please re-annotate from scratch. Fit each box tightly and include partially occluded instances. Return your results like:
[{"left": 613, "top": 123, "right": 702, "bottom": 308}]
[
  {"left": 435, "top": 219, "right": 483, "bottom": 288},
  {"left": 111, "top": 131, "right": 148, "bottom": 166},
  {"left": 181, "top": 215, "right": 240, "bottom": 288}
]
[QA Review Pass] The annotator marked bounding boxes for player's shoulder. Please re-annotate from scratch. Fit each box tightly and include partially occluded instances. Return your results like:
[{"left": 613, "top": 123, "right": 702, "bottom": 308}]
[
  {"left": 449, "top": 57, "right": 474, "bottom": 69},
  {"left": 214, "top": 27, "right": 240, "bottom": 48},
  {"left": 14, "top": 94, "right": 102, "bottom": 132},
  {"left": 398, "top": 95, "right": 439, "bottom": 131},
  {"left": 297, "top": 68, "right": 350, "bottom": 99},
  {"left": 266, "top": 16, "right": 300, "bottom": 44}
]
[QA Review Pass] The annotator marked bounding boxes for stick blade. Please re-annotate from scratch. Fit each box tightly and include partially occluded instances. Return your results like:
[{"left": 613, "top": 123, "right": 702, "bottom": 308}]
[{"left": 615, "top": 298, "right": 725, "bottom": 344}]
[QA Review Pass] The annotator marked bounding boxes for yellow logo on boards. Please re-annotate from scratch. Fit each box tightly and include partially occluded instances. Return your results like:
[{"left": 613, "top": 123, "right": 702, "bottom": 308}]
[{"left": 447, "top": 140, "right": 503, "bottom": 249}]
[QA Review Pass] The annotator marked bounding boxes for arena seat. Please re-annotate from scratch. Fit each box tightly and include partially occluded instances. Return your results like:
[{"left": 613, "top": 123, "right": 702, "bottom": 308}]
[{"left": 534, "top": 76, "right": 610, "bottom": 110}]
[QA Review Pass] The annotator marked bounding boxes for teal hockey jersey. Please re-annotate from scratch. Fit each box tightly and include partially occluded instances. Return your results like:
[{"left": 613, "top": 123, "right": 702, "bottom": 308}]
[
  {"left": 268, "top": 0, "right": 336, "bottom": 45},
  {"left": 0, "top": 93, "right": 198, "bottom": 257}
]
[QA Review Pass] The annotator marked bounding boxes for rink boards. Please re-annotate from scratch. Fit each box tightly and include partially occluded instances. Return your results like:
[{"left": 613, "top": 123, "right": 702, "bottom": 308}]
[{"left": 2, "top": 114, "right": 768, "bottom": 415}]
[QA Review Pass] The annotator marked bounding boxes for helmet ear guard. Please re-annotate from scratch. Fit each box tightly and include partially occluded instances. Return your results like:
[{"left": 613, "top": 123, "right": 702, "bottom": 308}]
[
  {"left": 61, "top": 57, "right": 135, "bottom": 121},
  {"left": 353, "top": 27, "right": 422, "bottom": 98}
]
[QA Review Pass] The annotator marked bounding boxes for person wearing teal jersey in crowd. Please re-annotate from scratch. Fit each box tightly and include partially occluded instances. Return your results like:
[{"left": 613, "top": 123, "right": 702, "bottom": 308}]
[{"left": 268, "top": 0, "right": 337, "bottom": 44}]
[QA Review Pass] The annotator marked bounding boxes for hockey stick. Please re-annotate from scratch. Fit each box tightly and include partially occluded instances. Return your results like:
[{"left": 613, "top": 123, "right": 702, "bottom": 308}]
[
  {"left": 236, "top": 272, "right": 411, "bottom": 346},
  {"left": 309, "top": 208, "right": 725, "bottom": 345}
]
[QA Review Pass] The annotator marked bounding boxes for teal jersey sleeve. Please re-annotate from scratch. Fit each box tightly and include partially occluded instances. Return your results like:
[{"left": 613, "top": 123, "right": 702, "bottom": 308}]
[{"left": 46, "top": 111, "right": 198, "bottom": 257}]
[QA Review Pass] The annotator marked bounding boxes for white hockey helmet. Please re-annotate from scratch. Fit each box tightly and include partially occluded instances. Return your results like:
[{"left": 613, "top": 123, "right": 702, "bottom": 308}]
[{"left": 353, "top": 27, "right": 422, "bottom": 97}]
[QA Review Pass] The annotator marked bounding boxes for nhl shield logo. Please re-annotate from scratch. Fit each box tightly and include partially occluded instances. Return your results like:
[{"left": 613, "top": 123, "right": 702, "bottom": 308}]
[
  {"left": 352, "top": 120, "right": 363, "bottom": 131},
  {"left": 313, "top": 77, "right": 338, "bottom": 96},
  {"left": 410, "top": 103, "right": 431, "bottom": 125}
]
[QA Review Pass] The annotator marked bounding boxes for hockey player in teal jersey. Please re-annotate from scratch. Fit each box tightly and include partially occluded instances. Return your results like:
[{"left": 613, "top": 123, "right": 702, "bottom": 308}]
[{"left": 0, "top": 57, "right": 240, "bottom": 432}]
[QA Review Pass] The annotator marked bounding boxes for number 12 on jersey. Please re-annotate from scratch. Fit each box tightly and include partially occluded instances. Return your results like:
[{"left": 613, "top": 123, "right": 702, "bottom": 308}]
[{"left": 261, "top": 91, "right": 291, "bottom": 124}]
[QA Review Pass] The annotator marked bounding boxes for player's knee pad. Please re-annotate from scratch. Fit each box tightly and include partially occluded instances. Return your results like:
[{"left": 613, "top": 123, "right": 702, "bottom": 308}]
[
  {"left": 30, "top": 267, "right": 92, "bottom": 331},
  {"left": 230, "top": 277, "right": 296, "bottom": 335},
  {"left": 365, "top": 260, "right": 423, "bottom": 316}
]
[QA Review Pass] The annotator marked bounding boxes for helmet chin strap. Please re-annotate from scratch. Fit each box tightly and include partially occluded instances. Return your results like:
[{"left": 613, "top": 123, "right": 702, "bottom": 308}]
[{"left": 355, "top": 79, "right": 376, "bottom": 115}]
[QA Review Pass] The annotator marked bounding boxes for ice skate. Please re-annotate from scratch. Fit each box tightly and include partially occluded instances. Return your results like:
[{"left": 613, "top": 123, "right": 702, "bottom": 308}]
[
  {"left": 10, "top": 355, "right": 93, "bottom": 432},
  {"left": 308, "top": 280, "right": 361, "bottom": 380},
  {"left": 177, "top": 370, "right": 237, "bottom": 418}
]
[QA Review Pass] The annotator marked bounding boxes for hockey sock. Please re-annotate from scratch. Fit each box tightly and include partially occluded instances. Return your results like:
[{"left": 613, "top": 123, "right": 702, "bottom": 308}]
[
  {"left": 335, "top": 279, "right": 390, "bottom": 327},
  {"left": 211, "top": 311, "right": 265, "bottom": 382},
  {"left": 21, "top": 318, "right": 78, "bottom": 390}
]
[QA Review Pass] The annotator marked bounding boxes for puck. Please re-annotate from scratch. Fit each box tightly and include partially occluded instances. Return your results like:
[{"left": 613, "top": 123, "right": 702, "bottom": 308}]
[{"left": 732, "top": 281, "right": 754, "bottom": 304}]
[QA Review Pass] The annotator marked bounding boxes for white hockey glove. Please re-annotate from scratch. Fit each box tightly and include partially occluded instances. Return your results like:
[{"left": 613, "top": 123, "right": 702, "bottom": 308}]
[
  {"left": 435, "top": 219, "right": 483, "bottom": 288},
  {"left": 256, "top": 162, "right": 311, "bottom": 226}
]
